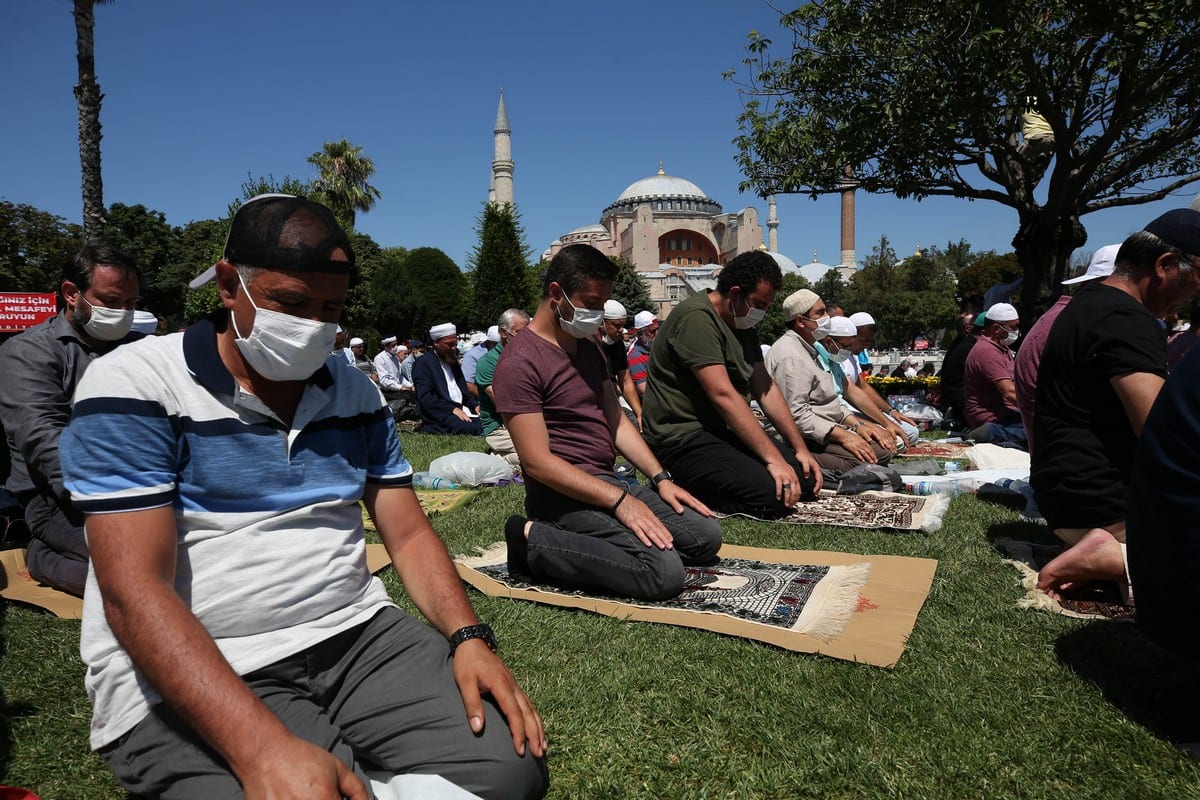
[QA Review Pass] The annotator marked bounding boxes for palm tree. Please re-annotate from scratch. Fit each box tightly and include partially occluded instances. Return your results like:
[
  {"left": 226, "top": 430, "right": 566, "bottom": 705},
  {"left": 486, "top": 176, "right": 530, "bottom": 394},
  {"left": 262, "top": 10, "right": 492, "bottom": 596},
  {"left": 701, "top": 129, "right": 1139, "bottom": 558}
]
[
  {"left": 73, "top": 0, "right": 113, "bottom": 244},
  {"left": 307, "top": 139, "right": 382, "bottom": 228}
]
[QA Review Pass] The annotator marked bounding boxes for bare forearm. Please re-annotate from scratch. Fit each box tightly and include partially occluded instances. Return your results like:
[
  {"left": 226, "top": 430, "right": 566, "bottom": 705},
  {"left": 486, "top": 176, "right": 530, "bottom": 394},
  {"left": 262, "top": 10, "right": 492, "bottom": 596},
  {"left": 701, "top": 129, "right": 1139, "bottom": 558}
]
[
  {"left": 613, "top": 415, "right": 664, "bottom": 477},
  {"left": 710, "top": 387, "right": 788, "bottom": 465},
  {"left": 620, "top": 372, "right": 643, "bottom": 418},
  {"left": 105, "top": 580, "right": 291, "bottom": 777}
]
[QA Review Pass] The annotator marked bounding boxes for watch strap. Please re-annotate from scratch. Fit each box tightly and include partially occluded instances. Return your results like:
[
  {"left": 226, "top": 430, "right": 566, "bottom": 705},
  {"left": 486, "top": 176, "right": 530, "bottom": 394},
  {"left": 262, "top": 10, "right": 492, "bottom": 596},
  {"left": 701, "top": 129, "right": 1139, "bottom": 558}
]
[
  {"left": 649, "top": 470, "right": 672, "bottom": 489},
  {"left": 448, "top": 623, "right": 497, "bottom": 654}
]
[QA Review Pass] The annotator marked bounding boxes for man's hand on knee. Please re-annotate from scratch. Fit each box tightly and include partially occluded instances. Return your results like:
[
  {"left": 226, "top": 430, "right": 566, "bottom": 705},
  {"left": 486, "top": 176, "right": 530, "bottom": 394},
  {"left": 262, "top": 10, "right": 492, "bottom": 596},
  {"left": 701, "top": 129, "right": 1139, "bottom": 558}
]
[
  {"left": 452, "top": 642, "right": 547, "bottom": 759},
  {"left": 239, "top": 734, "right": 367, "bottom": 800}
]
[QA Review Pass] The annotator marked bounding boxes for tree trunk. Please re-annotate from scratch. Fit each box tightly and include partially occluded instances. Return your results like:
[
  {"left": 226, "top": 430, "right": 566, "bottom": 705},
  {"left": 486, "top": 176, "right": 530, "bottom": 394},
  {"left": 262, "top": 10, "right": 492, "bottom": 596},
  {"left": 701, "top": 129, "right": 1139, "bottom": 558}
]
[
  {"left": 1012, "top": 210, "right": 1086, "bottom": 322},
  {"left": 74, "top": 0, "right": 106, "bottom": 244}
]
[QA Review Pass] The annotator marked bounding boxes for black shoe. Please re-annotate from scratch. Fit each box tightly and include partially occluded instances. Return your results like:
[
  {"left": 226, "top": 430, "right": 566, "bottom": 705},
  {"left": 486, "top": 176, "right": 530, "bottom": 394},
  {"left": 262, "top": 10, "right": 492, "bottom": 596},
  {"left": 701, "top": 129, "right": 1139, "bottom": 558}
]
[{"left": 504, "top": 515, "right": 532, "bottom": 580}]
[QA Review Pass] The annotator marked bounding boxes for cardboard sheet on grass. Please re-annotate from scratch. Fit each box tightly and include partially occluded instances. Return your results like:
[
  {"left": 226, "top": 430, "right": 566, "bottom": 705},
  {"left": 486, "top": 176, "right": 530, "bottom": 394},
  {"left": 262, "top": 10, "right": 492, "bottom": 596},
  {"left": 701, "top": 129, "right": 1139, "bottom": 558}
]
[
  {"left": 0, "top": 548, "right": 83, "bottom": 618},
  {"left": 453, "top": 543, "right": 937, "bottom": 668},
  {"left": 722, "top": 489, "right": 950, "bottom": 533}
]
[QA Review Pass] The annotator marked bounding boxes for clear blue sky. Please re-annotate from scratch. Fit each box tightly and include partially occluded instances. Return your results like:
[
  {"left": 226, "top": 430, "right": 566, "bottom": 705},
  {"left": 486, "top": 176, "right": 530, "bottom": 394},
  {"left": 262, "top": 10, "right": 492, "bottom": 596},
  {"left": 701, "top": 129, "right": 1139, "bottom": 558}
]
[{"left": 3, "top": 0, "right": 1197, "bottom": 274}]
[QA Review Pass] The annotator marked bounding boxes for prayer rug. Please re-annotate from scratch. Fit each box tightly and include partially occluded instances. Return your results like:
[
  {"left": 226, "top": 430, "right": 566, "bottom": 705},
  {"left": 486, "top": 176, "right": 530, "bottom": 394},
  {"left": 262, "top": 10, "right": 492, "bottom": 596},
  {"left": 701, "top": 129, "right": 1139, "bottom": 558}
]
[
  {"left": 416, "top": 489, "right": 479, "bottom": 516},
  {"left": 455, "top": 543, "right": 937, "bottom": 668},
  {"left": 362, "top": 490, "right": 479, "bottom": 535},
  {"left": 998, "top": 539, "right": 1135, "bottom": 621},
  {"left": 721, "top": 489, "right": 949, "bottom": 533},
  {"left": 897, "top": 441, "right": 972, "bottom": 459},
  {"left": 0, "top": 548, "right": 83, "bottom": 618}
]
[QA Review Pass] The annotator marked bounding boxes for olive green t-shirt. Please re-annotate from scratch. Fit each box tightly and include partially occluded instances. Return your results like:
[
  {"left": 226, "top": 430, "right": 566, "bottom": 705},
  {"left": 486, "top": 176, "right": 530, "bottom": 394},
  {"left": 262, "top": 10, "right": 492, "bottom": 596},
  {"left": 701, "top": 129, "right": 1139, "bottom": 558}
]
[{"left": 642, "top": 290, "right": 762, "bottom": 450}]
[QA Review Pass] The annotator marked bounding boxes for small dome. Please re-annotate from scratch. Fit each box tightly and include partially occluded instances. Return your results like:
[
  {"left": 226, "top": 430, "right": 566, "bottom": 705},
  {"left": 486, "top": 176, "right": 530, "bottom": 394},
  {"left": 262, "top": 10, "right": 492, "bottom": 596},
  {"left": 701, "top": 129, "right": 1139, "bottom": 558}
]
[
  {"left": 567, "top": 224, "right": 608, "bottom": 236},
  {"left": 799, "top": 262, "right": 837, "bottom": 284},
  {"left": 766, "top": 251, "right": 800, "bottom": 274}
]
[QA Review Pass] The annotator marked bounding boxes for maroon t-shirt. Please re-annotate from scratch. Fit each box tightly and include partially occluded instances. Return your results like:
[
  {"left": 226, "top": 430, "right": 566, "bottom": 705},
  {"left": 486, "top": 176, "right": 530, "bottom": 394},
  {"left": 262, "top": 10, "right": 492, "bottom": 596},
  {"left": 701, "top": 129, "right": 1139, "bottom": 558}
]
[
  {"left": 964, "top": 335, "right": 1017, "bottom": 427},
  {"left": 493, "top": 329, "right": 616, "bottom": 501}
]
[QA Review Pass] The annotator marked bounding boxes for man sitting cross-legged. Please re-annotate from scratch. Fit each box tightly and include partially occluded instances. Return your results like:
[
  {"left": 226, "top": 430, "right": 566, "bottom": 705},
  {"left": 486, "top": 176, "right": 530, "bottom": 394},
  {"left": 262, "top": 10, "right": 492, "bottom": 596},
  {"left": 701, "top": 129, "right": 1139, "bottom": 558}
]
[
  {"left": 493, "top": 244, "right": 722, "bottom": 601},
  {"left": 59, "top": 195, "right": 546, "bottom": 800}
]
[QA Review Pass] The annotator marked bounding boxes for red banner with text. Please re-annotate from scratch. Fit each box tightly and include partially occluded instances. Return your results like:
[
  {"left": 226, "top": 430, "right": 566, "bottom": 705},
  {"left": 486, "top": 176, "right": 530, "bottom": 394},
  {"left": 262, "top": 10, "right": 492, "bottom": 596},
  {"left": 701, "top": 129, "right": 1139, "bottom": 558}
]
[{"left": 0, "top": 293, "right": 57, "bottom": 333}]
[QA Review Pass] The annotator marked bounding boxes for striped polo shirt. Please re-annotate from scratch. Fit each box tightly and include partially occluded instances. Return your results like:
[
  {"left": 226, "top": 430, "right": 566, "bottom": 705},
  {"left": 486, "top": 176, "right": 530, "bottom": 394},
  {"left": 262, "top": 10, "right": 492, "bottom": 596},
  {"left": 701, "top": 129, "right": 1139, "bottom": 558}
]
[{"left": 60, "top": 315, "right": 413, "bottom": 749}]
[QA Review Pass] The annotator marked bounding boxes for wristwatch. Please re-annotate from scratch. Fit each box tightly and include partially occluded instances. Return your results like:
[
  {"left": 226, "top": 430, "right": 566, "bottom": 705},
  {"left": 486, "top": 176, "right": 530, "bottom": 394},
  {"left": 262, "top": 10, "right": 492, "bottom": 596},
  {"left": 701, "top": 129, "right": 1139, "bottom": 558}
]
[
  {"left": 649, "top": 470, "right": 673, "bottom": 489},
  {"left": 448, "top": 623, "right": 498, "bottom": 655}
]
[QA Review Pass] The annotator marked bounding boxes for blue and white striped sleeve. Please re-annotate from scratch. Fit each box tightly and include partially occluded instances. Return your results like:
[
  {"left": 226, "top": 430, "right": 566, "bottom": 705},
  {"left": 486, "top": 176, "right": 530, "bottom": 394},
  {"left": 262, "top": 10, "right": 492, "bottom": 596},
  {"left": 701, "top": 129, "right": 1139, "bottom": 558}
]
[
  {"left": 61, "top": 363, "right": 180, "bottom": 515},
  {"left": 365, "top": 405, "right": 412, "bottom": 487}
]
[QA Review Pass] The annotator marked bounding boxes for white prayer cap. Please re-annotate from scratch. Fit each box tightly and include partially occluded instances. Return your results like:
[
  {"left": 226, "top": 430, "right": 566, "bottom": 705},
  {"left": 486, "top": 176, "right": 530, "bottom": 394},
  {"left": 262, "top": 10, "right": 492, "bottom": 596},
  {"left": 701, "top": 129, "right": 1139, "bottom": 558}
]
[
  {"left": 782, "top": 289, "right": 819, "bottom": 319},
  {"left": 429, "top": 322, "right": 457, "bottom": 340},
  {"left": 604, "top": 299, "right": 628, "bottom": 320},
  {"left": 397, "top": 344, "right": 408, "bottom": 352},
  {"left": 381, "top": 335, "right": 397, "bottom": 345},
  {"left": 349, "top": 337, "right": 365, "bottom": 347},
  {"left": 1063, "top": 244, "right": 1120, "bottom": 285},
  {"left": 131, "top": 310, "right": 158, "bottom": 334},
  {"left": 986, "top": 302, "right": 1019, "bottom": 322},
  {"left": 486, "top": 325, "right": 501, "bottom": 343},
  {"left": 848, "top": 312, "right": 876, "bottom": 328},
  {"left": 829, "top": 316, "right": 858, "bottom": 337},
  {"left": 633, "top": 310, "right": 658, "bottom": 329},
  {"left": 336, "top": 325, "right": 344, "bottom": 334}
]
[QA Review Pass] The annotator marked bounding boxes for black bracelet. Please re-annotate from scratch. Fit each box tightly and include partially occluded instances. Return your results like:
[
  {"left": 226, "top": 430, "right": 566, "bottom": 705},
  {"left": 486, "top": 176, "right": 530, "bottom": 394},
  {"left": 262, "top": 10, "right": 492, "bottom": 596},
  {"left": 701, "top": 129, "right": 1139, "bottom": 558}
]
[{"left": 611, "top": 485, "right": 629, "bottom": 514}]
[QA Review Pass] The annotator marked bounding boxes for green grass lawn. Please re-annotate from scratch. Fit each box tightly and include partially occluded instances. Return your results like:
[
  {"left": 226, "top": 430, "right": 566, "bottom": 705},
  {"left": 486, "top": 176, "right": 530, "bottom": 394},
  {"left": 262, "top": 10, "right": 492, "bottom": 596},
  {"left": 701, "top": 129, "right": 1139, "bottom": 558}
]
[{"left": 3, "top": 431, "right": 1199, "bottom": 799}]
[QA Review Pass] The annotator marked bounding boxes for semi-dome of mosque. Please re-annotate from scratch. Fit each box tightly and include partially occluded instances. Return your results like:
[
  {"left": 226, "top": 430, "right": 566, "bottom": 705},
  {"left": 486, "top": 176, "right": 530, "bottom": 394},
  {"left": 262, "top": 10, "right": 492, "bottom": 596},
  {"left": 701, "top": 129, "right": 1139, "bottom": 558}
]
[
  {"left": 766, "top": 251, "right": 800, "bottom": 275},
  {"left": 799, "top": 260, "right": 838, "bottom": 284},
  {"left": 602, "top": 165, "right": 724, "bottom": 221}
]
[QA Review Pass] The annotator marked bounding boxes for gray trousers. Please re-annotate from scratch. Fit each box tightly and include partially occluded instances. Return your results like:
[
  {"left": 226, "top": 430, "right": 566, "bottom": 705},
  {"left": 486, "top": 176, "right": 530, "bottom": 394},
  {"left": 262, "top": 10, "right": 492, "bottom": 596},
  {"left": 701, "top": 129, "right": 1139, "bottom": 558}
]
[
  {"left": 24, "top": 492, "right": 88, "bottom": 597},
  {"left": 525, "top": 476, "right": 723, "bottom": 601},
  {"left": 100, "top": 607, "right": 547, "bottom": 800}
]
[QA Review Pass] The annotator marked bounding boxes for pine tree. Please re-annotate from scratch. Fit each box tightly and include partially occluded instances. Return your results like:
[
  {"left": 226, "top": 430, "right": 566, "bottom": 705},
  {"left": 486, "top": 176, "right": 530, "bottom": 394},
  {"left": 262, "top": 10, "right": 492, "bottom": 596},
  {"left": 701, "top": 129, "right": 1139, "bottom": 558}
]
[
  {"left": 468, "top": 202, "right": 534, "bottom": 329},
  {"left": 609, "top": 257, "right": 655, "bottom": 316}
]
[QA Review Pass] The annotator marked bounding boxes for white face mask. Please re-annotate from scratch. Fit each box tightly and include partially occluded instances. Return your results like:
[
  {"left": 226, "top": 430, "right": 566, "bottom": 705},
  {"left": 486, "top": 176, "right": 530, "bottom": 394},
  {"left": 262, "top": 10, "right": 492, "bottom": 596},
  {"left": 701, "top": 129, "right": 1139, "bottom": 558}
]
[
  {"left": 1005, "top": 329, "right": 1020, "bottom": 345},
  {"left": 811, "top": 314, "right": 832, "bottom": 339},
  {"left": 78, "top": 295, "right": 134, "bottom": 342},
  {"left": 600, "top": 333, "right": 615, "bottom": 345},
  {"left": 733, "top": 293, "right": 766, "bottom": 329},
  {"left": 558, "top": 294, "right": 605, "bottom": 339},
  {"left": 231, "top": 273, "right": 338, "bottom": 381}
]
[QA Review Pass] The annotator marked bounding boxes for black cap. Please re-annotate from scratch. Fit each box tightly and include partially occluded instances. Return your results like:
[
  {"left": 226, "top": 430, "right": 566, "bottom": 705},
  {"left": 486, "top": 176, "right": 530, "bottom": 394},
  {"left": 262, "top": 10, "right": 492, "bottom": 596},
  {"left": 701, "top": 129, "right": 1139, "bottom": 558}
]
[
  {"left": 189, "top": 194, "right": 354, "bottom": 288},
  {"left": 1143, "top": 208, "right": 1200, "bottom": 256}
]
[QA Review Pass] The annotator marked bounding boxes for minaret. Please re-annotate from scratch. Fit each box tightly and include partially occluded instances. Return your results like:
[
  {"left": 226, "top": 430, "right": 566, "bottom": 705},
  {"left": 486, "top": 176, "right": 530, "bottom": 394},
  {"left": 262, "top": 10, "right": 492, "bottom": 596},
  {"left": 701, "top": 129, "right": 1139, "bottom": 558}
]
[
  {"left": 839, "top": 165, "right": 856, "bottom": 268},
  {"left": 490, "top": 90, "right": 514, "bottom": 205},
  {"left": 766, "top": 194, "right": 779, "bottom": 252}
]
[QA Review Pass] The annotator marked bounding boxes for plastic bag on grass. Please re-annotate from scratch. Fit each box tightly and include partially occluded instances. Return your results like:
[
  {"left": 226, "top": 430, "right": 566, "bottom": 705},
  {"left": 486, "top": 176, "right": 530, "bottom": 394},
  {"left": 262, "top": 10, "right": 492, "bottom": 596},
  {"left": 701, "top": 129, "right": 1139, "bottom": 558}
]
[{"left": 429, "top": 451, "right": 514, "bottom": 487}]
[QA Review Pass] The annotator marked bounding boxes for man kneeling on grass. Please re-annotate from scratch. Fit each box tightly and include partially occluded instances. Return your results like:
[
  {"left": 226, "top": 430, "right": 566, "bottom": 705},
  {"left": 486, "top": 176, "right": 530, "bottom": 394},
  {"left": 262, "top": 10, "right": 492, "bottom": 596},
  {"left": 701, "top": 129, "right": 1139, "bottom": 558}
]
[{"left": 493, "top": 244, "right": 722, "bottom": 601}]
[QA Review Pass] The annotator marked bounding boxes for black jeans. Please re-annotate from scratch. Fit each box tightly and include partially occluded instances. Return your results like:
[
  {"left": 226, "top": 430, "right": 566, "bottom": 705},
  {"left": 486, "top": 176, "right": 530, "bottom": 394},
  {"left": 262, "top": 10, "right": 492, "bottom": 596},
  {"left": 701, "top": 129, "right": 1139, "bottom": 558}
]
[
  {"left": 525, "top": 475, "right": 722, "bottom": 601},
  {"left": 655, "top": 428, "right": 817, "bottom": 518}
]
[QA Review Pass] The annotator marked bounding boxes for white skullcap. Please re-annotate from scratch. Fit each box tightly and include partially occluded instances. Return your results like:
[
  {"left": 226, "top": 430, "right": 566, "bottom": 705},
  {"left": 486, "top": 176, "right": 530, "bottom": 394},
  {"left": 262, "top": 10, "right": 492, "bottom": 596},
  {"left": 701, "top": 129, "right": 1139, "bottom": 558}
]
[
  {"left": 1063, "top": 244, "right": 1120, "bottom": 285},
  {"left": 633, "top": 310, "right": 658, "bottom": 329},
  {"left": 782, "top": 289, "right": 820, "bottom": 320},
  {"left": 381, "top": 335, "right": 397, "bottom": 345},
  {"left": 336, "top": 325, "right": 344, "bottom": 334},
  {"left": 486, "top": 325, "right": 501, "bottom": 343},
  {"left": 604, "top": 299, "right": 628, "bottom": 320},
  {"left": 986, "top": 302, "right": 1019, "bottom": 322},
  {"left": 131, "top": 310, "right": 158, "bottom": 334},
  {"left": 429, "top": 322, "right": 457, "bottom": 340},
  {"left": 848, "top": 312, "right": 876, "bottom": 327},
  {"left": 349, "top": 337, "right": 365, "bottom": 347},
  {"left": 828, "top": 316, "right": 858, "bottom": 337}
]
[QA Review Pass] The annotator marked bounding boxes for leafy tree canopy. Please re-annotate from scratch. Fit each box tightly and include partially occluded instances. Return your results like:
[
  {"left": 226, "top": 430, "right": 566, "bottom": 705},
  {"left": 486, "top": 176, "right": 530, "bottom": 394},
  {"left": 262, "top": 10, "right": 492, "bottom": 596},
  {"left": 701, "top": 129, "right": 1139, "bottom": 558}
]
[
  {"left": 847, "top": 236, "right": 959, "bottom": 346},
  {"left": 0, "top": 201, "right": 82, "bottom": 294},
  {"left": 731, "top": 1, "right": 1200, "bottom": 313},
  {"left": 399, "top": 247, "right": 467, "bottom": 339}
]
